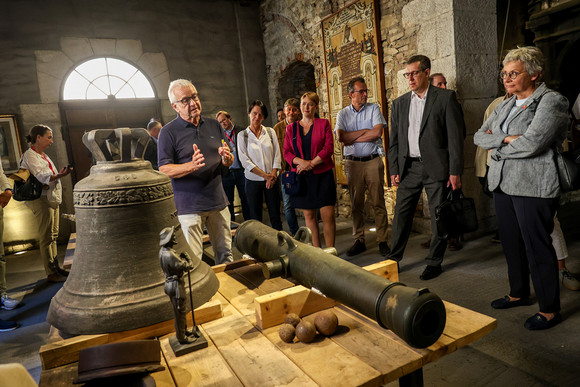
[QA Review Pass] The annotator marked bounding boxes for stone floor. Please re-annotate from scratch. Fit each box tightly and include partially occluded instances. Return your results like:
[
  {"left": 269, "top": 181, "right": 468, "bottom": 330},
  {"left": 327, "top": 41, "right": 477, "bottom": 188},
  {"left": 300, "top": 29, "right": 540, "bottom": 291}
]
[{"left": 1, "top": 201, "right": 580, "bottom": 386}]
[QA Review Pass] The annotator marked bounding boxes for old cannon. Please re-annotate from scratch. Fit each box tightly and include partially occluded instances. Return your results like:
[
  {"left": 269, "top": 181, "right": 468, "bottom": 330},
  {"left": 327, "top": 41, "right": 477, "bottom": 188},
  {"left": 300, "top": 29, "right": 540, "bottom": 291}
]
[{"left": 233, "top": 220, "right": 446, "bottom": 348}]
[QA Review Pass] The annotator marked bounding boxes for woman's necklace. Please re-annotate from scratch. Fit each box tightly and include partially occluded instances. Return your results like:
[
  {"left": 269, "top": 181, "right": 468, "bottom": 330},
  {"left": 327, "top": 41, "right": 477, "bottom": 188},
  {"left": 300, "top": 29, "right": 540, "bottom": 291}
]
[{"left": 251, "top": 125, "right": 262, "bottom": 137}]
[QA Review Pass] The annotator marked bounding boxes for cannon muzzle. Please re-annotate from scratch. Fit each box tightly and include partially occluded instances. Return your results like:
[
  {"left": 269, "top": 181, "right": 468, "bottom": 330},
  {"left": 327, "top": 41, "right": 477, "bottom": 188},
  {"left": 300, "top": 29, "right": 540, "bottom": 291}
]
[{"left": 233, "top": 220, "right": 446, "bottom": 348}]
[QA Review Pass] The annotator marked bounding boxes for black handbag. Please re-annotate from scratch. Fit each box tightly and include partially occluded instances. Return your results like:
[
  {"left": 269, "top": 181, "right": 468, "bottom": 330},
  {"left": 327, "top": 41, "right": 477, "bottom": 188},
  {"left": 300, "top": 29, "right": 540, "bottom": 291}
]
[
  {"left": 435, "top": 189, "right": 478, "bottom": 239},
  {"left": 282, "top": 122, "right": 302, "bottom": 196},
  {"left": 282, "top": 171, "right": 301, "bottom": 195},
  {"left": 554, "top": 148, "right": 579, "bottom": 192},
  {"left": 10, "top": 168, "right": 44, "bottom": 201}
]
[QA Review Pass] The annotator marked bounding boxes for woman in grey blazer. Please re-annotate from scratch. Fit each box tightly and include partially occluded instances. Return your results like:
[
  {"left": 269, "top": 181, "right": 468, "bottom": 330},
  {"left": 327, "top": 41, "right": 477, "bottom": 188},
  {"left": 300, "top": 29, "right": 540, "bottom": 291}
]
[{"left": 474, "top": 46, "right": 569, "bottom": 330}]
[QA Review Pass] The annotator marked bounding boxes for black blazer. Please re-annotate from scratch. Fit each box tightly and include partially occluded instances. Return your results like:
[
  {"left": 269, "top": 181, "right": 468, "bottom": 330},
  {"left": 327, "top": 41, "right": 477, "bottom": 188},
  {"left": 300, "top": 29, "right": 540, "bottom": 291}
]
[
  {"left": 388, "top": 84, "right": 465, "bottom": 181},
  {"left": 143, "top": 136, "right": 158, "bottom": 170}
]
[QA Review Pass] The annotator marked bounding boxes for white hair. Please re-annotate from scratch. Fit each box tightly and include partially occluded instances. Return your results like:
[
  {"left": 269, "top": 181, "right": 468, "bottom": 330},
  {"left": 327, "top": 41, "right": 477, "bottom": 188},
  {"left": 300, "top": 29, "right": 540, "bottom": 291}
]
[
  {"left": 503, "top": 46, "right": 544, "bottom": 76},
  {"left": 168, "top": 79, "right": 195, "bottom": 103}
]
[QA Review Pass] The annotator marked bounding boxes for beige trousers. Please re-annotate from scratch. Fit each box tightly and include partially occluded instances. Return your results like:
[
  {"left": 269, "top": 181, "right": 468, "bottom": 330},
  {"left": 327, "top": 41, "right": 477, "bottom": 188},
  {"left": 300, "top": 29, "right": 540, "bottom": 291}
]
[
  {"left": 26, "top": 197, "right": 59, "bottom": 275},
  {"left": 344, "top": 156, "right": 388, "bottom": 243}
]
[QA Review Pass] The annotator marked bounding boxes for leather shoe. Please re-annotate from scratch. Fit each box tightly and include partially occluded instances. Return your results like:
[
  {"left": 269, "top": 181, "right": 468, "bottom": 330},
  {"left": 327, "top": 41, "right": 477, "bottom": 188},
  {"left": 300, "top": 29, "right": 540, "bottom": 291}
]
[
  {"left": 379, "top": 242, "right": 390, "bottom": 257},
  {"left": 524, "top": 313, "right": 562, "bottom": 330},
  {"left": 346, "top": 240, "right": 366, "bottom": 257},
  {"left": 420, "top": 265, "right": 442, "bottom": 280},
  {"left": 491, "top": 296, "right": 533, "bottom": 309}
]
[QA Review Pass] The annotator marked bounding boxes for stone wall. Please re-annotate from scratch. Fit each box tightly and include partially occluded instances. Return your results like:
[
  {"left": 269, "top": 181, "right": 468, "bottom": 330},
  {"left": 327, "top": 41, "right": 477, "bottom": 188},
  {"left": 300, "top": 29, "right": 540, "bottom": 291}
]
[{"left": 260, "top": 0, "right": 499, "bottom": 236}]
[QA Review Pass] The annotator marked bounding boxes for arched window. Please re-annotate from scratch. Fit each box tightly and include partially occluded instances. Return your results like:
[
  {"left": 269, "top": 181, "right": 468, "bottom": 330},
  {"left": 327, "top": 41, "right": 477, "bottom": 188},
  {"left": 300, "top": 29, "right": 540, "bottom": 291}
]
[{"left": 63, "top": 57, "right": 155, "bottom": 100}]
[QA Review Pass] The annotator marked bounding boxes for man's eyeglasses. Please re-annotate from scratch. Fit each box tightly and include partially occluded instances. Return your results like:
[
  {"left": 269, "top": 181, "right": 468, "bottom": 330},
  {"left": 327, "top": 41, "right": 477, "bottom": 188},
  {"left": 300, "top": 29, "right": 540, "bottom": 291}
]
[
  {"left": 175, "top": 94, "right": 199, "bottom": 106},
  {"left": 403, "top": 70, "right": 425, "bottom": 79},
  {"left": 499, "top": 71, "right": 527, "bottom": 80},
  {"left": 352, "top": 89, "right": 368, "bottom": 94}
]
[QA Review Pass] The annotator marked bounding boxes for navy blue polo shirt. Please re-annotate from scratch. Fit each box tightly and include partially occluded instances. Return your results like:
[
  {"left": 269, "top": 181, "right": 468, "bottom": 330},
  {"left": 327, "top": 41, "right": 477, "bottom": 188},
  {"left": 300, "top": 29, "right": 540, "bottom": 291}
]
[{"left": 158, "top": 115, "right": 228, "bottom": 214}]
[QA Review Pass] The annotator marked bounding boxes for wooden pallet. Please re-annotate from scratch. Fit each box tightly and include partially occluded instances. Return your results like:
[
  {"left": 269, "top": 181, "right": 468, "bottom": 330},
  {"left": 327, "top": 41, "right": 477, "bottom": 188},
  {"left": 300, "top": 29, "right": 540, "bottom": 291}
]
[{"left": 40, "top": 258, "right": 496, "bottom": 386}]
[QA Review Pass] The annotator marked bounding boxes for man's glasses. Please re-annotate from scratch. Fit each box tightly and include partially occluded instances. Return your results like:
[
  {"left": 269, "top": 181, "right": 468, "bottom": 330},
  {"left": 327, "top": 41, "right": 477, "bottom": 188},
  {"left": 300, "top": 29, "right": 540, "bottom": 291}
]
[
  {"left": 176, "top": 94, "right": 199, "bottom": 106},
  {"left": 499, "top": 71, "right": 527, "bottom": 80},
  {"left": 352, "top": 89, "right": 368, "bottom": 94},
  {"left": 403, "top": 70, "right": 425, "bottom": 79}
]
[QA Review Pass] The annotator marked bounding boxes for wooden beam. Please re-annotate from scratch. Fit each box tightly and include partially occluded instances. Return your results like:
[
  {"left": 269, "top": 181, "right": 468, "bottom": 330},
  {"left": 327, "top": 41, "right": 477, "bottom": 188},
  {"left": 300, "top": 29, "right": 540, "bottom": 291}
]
[
  {"left": 40, "top": 299, "right": 222, "bottom": 370},
  {"left": 255, "top": 285, "right": 338, "bottom": 329}
]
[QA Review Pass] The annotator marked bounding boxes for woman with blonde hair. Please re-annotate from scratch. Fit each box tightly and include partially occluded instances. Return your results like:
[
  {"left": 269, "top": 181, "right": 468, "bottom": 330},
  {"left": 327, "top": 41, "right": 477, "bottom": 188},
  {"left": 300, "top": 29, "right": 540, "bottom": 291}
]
[{"left": 283, "top": 92, "right": 336, "bottom": 247}]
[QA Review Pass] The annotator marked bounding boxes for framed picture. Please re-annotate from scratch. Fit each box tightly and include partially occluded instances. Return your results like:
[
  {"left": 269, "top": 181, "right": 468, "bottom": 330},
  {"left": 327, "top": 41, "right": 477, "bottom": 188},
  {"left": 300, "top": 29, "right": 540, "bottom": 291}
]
[
  {"left": 0, "top": 115, "right": 23, "bottom": 174},
  {"left": 322, "top": 0, "right": 387, "bottom": 185}
]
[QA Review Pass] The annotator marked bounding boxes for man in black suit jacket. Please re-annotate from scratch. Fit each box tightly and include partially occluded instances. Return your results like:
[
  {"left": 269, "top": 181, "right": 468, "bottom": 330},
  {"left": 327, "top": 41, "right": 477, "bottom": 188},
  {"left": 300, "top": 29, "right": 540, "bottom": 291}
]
[{"left": 388, "top": 55, "right": 465, "bottom": 280}]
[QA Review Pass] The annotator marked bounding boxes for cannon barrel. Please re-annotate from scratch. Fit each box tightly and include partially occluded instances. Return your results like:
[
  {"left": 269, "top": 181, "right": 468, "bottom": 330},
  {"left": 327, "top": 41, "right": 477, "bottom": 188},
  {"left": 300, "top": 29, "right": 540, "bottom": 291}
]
[{"left": 233, "top": 220, "right": 446, "bottom": 348}]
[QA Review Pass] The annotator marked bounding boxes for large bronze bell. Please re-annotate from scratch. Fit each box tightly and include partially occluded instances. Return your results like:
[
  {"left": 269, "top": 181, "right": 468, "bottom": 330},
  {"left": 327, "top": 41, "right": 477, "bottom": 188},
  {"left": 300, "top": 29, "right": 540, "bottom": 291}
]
[{"left": 47, "top": 128, "right": 219, "bottom": 335}]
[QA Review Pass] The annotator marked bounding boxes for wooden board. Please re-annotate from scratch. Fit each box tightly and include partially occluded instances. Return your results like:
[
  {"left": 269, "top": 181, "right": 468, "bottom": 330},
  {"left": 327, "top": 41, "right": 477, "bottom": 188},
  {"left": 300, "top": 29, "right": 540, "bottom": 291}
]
[
  {"left": 227, "top": 261, "right": 296, "bottom": 294},
  {"left": 40, "top": 299, "right": 222, "bottom": 370},
  {"left": 215, "top": 271, "right": 267, "bottom": 323},
  {"left": 330, "top": 306, "right": 423, "bottom": 385},
  {"left": 262, "top": 314, "right": 383, "bottom": 387},
  {"left": 201, "top": 311, "right": 317, "bottom": 386},
  {"left": 160, "top": 328, "right": 242, "bottom": 387},
  {"left": 211, "top": 258, "right": 255, "bottom": 273}
]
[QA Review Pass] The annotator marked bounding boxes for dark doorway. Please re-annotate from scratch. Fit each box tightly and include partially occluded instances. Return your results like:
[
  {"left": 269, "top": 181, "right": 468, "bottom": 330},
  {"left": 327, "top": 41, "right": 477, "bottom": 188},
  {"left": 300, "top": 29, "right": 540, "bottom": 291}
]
[{"left": 277, "top": 61, "right": 316, "bottom": 108}]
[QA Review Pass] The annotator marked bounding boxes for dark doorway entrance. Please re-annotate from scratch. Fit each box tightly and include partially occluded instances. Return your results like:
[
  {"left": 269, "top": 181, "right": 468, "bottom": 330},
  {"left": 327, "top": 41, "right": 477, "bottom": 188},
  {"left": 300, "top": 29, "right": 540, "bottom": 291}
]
[{"left": 277, "top": 61, "right": 316, "bottom": 108}]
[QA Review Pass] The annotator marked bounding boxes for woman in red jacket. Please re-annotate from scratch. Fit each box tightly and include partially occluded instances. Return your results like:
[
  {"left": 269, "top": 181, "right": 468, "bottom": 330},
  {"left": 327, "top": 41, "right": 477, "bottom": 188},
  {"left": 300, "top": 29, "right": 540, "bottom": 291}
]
[{"left": 283, "top": 92, "right": 336, "bottom": 247}]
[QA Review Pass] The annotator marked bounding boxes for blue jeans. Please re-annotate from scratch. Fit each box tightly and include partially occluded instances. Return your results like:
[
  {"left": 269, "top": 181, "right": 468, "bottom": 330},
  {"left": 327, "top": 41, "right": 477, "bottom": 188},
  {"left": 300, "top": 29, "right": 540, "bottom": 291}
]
[
  {"left": 245, "top": 179, "right": 283, "bottom": 230},
  {"left": 280, "top": 184, "right": 298, "bottom": 235},
  {"left": 222, "top": 168, "right": 250, "bottom": 221}
]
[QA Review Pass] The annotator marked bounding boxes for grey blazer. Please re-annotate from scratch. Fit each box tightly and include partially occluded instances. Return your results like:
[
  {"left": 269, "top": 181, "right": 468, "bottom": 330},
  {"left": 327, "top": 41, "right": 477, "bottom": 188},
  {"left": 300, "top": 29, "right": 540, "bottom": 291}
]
[
  {"left": 388, "top": 84, "right": 465, "bottom": 181},
  {"left": 473, "top": 83, "right": 569, "bottom": 198}
]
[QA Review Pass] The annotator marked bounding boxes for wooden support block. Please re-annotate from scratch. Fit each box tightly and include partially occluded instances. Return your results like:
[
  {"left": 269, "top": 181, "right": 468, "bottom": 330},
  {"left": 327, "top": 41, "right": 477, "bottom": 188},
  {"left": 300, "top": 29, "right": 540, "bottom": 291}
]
[
  {"left": 253, "top": 259, "right": 399, "bottom": 330},
  {"left": 39, "top": 299, "right": 222, "bottom": 370},
  {"left": 211, "top": 257, "right": 255, "bottom": 273},
  {"left": 255, "top": 285, "right": 338, "bottom": 329},
  {"left": 363, "top": 259, "right": 399, "bottom": 282}
]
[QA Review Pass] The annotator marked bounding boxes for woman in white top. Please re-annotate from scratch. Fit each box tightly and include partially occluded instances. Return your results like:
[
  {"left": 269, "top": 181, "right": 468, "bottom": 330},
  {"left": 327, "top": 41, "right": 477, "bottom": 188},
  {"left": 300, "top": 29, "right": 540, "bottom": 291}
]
[
  {"left": 21, "top": 125, "right": 72, "bottom": 283},
  {"left": 237, "top": 100, "right": 283, "bottom": 230}
]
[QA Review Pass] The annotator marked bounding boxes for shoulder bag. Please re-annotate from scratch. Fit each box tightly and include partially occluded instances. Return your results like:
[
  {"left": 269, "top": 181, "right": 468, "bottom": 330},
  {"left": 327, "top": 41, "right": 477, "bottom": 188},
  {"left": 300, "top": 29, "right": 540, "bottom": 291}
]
[
  {"left": 9, "top": 168, "right": 44, "bottom": 201},
  {"left": 281, "top": 122, "right": 302, "bottom": 196},
  {"left": 554, "top": 148, "right": 579, "bottom": 192},
  {"left": 435, "top": 189, "right": 478, "bottom": 239}
]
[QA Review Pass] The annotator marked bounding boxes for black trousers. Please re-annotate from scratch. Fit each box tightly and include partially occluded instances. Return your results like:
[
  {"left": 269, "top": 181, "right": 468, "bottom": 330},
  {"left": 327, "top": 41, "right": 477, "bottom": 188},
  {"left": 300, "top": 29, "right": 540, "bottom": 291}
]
[
  {"left": 245, "top": 179, "right": 283, "bottom": 230},
  {"left": 494, "top": 191, "right": 560, "bottom": 313},
  {"left": 389, "top": 159, "right": 449, "bottom": 266}
]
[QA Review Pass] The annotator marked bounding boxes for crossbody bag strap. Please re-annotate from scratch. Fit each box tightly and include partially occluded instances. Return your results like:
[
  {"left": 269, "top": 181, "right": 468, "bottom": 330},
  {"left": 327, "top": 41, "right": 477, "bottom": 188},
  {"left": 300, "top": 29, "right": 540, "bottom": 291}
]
[{"left": 292, "top": 122, "right": 300, "bottom": 159}]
